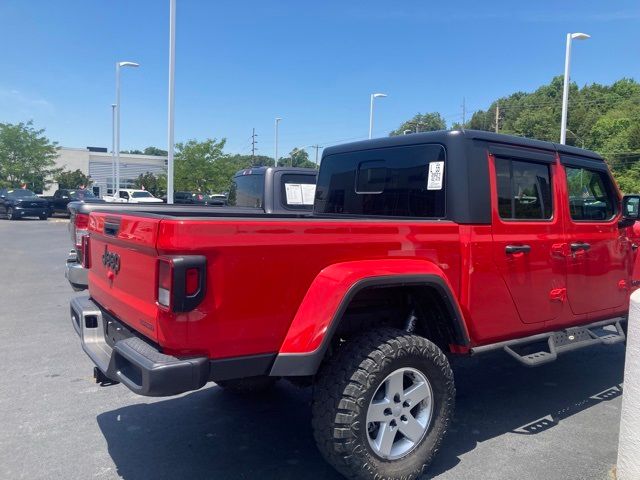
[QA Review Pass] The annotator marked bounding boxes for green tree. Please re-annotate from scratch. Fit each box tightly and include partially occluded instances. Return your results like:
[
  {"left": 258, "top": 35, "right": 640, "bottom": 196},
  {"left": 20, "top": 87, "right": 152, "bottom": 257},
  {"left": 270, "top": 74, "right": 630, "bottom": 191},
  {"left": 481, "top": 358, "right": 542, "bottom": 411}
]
[
  {"left": 56, "top": 169, "right": 92, "bottom": 189},
  {"left": 143, "top": 146, "right": 168, "bottom": 156},
  {"left": 0, "top": 121, "right": 60, "bottom": 192},
  {"left": 174, "top": 138, "right": 240, "bottom": 193},
  {"left": 134, "top": 171, "right": 166, "bottom": 197},
  {"left": 277, "top": 148, "right": 317, "bottom": 168},
  {"left": 389, "top": 113, "right": 447, "bottom": 136}
]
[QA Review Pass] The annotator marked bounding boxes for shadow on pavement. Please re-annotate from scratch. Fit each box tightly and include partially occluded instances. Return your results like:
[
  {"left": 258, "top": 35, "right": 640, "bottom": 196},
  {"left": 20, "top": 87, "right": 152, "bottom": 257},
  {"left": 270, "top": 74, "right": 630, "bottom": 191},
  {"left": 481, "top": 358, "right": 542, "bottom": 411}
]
[{"left": 97, "top": 345, "right": 624, "bottom": 480}]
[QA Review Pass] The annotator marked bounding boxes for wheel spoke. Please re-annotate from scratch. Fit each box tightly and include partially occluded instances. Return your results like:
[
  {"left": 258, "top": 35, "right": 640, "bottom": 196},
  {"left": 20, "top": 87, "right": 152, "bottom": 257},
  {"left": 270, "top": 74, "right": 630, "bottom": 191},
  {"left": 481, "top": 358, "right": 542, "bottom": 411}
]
[
  {"left": 403, "top": 381, "right": 430, "bottom": 405},
  {"left": 375, "top": 422, "right": 397, "bottom": 457},
  {"left": 399, "top": 413, "right": 424, "bottom": 443},
  {"left": 385, "top": 370, "right": 404, "bottom": 398},
  {"left": 367, "top": 399, "right": 390, "bottom": 423}
]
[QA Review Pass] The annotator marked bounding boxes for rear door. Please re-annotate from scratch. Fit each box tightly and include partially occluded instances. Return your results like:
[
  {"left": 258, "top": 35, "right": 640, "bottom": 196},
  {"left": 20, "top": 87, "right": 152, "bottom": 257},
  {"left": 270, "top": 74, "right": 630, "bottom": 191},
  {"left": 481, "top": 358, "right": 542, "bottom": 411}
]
[
  {"left": 561, "top": 156, "right": 630, "bottom": 315},
  {"left": 490, "top": 148, "right": 566, "bottom": 324}
]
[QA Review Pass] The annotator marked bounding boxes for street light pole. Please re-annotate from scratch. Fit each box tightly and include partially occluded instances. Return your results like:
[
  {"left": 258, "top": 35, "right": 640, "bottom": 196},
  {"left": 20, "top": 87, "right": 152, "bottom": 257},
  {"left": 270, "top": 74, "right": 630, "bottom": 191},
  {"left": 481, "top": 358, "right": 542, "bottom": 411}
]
[
  {"left": 560, "top": 32, "right": 590, "bottom": 145},
  {"left": 368, "top": 93, "right": 387, "bottom": 139},
  {"left": 166, "top": 0, "right": 176, "bottom": 204},
  {"left": 114, "top": 61, "right": 139, "bottom": 198},
  {"left": 274, "top": 117, "right": 282, "bottom": 167},
  {"left": 111, "top": 104, "right": 116, "bottom": 195}
]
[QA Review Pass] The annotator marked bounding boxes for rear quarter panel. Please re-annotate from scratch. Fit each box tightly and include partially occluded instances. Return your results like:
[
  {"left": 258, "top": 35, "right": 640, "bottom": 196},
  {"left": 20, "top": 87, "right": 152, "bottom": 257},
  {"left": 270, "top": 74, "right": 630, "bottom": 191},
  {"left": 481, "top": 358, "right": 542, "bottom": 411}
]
[{"left": 156, "top": 218, "right": 462, "bottom": 359}]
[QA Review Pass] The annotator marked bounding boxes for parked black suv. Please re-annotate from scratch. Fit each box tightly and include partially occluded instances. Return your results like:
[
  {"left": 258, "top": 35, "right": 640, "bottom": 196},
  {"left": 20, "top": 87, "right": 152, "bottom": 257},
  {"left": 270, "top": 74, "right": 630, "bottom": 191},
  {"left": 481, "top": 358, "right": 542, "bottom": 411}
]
[{"left": 0, "top": 188, "right": 50, "bottom": 220}]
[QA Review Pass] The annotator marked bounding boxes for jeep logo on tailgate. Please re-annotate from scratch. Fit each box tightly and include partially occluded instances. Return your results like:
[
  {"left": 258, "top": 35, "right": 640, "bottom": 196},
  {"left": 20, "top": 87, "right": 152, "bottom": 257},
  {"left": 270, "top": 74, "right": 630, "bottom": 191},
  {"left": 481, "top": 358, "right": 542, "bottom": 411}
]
[{"left": 102, "top": 246, "right": 120, "bottom": 274}]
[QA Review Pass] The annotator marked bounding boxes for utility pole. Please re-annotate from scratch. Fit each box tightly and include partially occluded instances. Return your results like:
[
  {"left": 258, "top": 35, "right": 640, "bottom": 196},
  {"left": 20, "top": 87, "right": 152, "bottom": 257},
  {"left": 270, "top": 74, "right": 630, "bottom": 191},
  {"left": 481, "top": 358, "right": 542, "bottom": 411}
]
[
  {"left": 311, "top": 144, "right": 321, "bottom": 168},
  {"left": 462, "top": 97, "right": 466, "bottom": 126},
  {"left": 495, "top": 103, "right": 500, "bottom": 133},
  {"left": 251, "top": 128, "right": 258, "bottom": 164}
]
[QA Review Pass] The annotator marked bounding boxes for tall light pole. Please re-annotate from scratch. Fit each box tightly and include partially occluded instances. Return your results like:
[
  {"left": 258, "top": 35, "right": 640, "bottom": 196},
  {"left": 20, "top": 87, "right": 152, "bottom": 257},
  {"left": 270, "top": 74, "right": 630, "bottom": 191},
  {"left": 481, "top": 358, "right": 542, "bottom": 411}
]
[
  {"left": 111, "top": 104, "right": 116, "bottom": 195},
  {"left": 114, "top": 61, "right": 140, "bottom": 198},
  {"left": 560, "top": 32, "right": 590, "bottom": 145},
  {"left": 166, "top": 0, "right": 176, "bottom": 204},
  {"left": 274, "top": 117, "right": 282, "bottom": 167},
  {"left": 368, "top": 93, "right": 387, "bottom": 139}
]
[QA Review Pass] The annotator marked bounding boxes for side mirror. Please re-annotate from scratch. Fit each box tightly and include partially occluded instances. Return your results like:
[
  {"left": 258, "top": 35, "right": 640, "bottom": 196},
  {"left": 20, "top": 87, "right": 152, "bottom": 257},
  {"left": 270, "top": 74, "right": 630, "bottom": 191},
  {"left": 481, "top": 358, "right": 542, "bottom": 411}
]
[{"left": 620, "top": 195, "right": 640, "bottom": 228}]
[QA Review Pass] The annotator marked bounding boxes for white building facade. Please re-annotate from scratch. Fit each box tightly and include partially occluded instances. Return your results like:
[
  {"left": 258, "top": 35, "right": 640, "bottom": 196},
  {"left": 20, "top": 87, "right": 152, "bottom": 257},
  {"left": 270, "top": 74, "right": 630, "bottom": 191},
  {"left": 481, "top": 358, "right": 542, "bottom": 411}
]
[{"left": 48, "top": 147, "right": 167, "bottom": 196}]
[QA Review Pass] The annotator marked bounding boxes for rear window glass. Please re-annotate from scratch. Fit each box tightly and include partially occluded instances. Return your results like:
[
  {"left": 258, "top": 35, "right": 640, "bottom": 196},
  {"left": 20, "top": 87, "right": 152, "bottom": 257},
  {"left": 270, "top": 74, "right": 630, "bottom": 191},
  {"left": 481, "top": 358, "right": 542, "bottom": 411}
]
[
  {"left": 315, "top": 144, "right": 446, "bottom": 218},
  {"left": 281, "top": 173, "right": 316, "bottom": 210},
  {"left": 228, "top": 174, "right": 264, "bottom": 208}
]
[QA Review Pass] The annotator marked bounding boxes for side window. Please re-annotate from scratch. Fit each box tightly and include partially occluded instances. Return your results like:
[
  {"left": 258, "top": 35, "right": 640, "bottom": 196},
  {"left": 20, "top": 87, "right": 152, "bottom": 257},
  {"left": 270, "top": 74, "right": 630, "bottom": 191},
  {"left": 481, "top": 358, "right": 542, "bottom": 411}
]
[
  {"left": 495, "top": 157, "right": 553, "bottom": 220},
  {"left": 314, "top": 144, "right": 446, "bottom": 218},
  {"left": 119, "top": 191, "right": 129, "bottom": 200},
  {"left": 565, "top": 167, "right": 615, "bottom": 221},
  {"left": 227, "top": 175, "right": 263, "bottom": 208}
]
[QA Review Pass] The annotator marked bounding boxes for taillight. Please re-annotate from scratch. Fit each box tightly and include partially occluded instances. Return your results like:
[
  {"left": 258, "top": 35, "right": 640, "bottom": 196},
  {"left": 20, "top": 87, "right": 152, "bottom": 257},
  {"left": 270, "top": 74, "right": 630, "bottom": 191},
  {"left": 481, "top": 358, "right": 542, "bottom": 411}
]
[
  {"left": 157, "top": 259, "right": 173, "bottom": 308},
  {"left": 156, "top": 256, "right": 206, "bottom": 312},
  {"left": 74, "top": 213, "right": 90, "bottom": 262},
  {"left": 81, "top": 235, "right": 91, "bottom": 268}
]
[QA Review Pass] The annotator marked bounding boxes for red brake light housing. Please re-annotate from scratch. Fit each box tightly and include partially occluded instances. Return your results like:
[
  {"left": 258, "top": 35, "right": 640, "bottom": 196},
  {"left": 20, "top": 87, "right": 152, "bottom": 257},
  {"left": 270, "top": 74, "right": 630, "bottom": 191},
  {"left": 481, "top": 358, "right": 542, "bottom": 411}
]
[
  {"left": 156, "top": 256, "right": 206, "bottom": 312},
  {"left": 81, "top": 235, "right": 91, "bottom": 268},
  {"left": 73, "top": 213, "right": 90, "bottom": 263}
]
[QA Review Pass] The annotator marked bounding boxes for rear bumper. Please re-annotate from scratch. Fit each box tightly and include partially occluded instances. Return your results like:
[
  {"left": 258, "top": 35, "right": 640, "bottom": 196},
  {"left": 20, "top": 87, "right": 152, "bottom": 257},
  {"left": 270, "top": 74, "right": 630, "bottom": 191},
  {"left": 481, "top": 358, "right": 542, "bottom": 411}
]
[
  {"left": 65, "top": 250, "right": 87, "bottom": 291},
  {"left": 70, "top": 296, "right": 209, "bottom": 397}
]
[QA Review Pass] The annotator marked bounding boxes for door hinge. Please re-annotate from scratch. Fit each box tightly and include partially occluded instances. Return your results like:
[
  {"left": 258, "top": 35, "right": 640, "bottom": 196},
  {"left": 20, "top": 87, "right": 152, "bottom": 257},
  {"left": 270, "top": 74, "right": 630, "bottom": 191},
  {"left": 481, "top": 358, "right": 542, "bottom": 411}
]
[{"left": 549, "top": 287, "right": 567, "bottom": 302}]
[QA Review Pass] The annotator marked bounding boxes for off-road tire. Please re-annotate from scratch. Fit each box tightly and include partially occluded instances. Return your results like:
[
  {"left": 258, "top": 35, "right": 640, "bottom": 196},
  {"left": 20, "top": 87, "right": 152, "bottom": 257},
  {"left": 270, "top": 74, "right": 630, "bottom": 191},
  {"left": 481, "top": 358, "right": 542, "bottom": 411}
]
[
  {"left": 216, "top": 375, "right": 278, "bottom": 394},
  {"left": 312, "top": 328, "right": 455, "bottom": 480}
]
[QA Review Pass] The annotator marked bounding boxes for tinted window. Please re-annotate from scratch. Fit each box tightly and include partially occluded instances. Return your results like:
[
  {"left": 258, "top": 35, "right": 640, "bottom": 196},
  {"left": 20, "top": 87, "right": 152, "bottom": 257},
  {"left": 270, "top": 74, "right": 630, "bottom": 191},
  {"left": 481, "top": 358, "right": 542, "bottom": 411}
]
[
  {"left": 315, "top": 144, "right": 446, "bottom": 217},
  {"left": 131, "top": 191, "right": 153, "bottom": 198},
  {"left": 565, "top": 167, "right": 615, "bottom": 221},
  {"left": 119, "top": 191, "right": 129, "bottom": 199},
  {"left": 69, "top": 190, "right": 95, "bottom": 199},
  {"left": 228, "top": 174, "right": 264, "bottom": 208},
  {"left": 281, "top": 173, "right": 316, "bottom": 210},
  {"left": 8, "top": 189, "right": 38, "bottom": 198},
  {"left": 495, "top": 158, "right": 552, "bottom": 220}
]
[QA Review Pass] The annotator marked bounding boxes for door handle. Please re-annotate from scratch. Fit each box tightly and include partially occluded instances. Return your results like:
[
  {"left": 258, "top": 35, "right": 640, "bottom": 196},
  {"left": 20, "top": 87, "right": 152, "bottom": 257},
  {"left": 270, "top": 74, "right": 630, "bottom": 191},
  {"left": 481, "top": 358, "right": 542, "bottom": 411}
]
[
  {"left": 570, "top": 242, "right": 591, "bottom": 252},
  {"left": 505, "top": 244, "right": 531, "bottom": 254}
]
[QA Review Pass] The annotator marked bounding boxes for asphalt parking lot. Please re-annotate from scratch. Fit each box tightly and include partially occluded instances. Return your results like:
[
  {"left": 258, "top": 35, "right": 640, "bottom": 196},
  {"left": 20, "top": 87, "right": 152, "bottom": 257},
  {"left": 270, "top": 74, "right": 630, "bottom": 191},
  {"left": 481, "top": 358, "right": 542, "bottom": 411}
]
[{"left": 0, "top": 219, "right": 625, "bottom": 480}]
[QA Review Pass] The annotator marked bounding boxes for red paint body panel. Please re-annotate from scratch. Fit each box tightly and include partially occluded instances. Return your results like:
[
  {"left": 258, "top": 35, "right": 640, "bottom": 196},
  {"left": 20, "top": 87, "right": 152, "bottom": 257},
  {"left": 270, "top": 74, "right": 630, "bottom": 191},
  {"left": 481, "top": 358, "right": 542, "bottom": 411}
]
[{"left": 278, "top": 259, "right": 462, "bottom": 354}]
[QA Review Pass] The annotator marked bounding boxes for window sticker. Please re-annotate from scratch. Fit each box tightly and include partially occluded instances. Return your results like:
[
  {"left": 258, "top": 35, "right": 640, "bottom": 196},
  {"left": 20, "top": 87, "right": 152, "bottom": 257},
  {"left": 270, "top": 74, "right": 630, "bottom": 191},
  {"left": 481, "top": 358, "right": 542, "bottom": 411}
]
[
  {"left": 427, "top": 161, "right": 444, "bottom": 190},
  {"left": 285, "top": 183, "right": 304, "bottom": 205},
  {"left": 301, "top": 183, "right": 316, "bottom": 205}
]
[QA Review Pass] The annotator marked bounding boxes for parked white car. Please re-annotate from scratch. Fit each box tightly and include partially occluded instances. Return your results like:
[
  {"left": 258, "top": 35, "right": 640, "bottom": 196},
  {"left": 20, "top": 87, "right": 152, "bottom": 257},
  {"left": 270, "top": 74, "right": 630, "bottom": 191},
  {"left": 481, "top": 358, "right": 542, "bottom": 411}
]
[{"left": 103, "top": 189, "right": 164, "bottom": 203}]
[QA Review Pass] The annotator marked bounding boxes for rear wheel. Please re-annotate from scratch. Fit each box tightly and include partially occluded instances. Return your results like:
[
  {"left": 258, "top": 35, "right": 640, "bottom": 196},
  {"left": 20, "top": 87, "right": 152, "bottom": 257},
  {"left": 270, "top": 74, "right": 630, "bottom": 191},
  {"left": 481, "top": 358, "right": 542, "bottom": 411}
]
[
  {"left": 216, "top": 375, "right": 278, "bottom": 394},
  {"left": 39, "top": 213, "right": 48, "bottom": 220},
  {"left": 312, "top": 328, "right": 455, "bottom": 480}
]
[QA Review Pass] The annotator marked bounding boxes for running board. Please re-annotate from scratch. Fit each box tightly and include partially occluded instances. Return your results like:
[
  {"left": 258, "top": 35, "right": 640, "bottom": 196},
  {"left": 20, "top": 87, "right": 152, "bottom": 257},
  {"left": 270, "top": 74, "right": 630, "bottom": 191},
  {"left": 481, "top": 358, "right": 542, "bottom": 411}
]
[{"left": 470, "top": 318, "right": 626, "bottom": 367}]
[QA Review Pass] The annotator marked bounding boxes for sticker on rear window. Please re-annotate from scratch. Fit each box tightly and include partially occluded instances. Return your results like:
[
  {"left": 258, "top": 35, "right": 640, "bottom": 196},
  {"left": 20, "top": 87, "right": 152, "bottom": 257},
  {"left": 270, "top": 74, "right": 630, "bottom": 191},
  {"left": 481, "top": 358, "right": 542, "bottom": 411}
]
[
  {"left": 427, "top": 161, "right": 444, "bottom": 190},
  {"left": 285, "top": 183, "right": 316, "bottom": 206},
  {"left": 285, "top": 183, "right": 304, "bottom": 205}
]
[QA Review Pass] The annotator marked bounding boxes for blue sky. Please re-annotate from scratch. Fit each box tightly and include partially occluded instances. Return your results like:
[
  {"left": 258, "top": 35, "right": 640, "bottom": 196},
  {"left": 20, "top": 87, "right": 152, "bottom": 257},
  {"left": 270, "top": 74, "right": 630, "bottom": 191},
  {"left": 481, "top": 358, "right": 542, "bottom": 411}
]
[{"left": 1, "top": 1, "right": 639, "bottom": 158}]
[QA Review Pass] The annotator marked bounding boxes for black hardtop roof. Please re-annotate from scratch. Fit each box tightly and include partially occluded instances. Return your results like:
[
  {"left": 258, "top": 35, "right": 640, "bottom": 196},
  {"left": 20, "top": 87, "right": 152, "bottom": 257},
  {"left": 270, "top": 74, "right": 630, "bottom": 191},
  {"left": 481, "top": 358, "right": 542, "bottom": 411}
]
[
  {"left": 322, "top": 129, "right": 603, "bottom": 161},
  {"left": 233, "top": 166, "right": 318, "bottom": 177}
]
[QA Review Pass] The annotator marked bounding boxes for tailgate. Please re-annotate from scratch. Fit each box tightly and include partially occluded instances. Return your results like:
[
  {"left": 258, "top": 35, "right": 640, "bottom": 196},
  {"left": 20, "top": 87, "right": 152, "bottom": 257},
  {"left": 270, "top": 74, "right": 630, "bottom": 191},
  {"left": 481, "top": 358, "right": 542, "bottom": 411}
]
[{"left": 87, "top": 212, "right": 162, "bottom": 342}]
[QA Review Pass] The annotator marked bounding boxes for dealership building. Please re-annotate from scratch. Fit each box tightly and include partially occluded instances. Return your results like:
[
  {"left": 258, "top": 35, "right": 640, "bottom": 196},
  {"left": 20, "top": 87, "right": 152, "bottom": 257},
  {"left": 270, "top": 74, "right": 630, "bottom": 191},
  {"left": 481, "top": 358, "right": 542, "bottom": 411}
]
[{"left": 46, "top": 147, "right": 167, "bottom": 197}]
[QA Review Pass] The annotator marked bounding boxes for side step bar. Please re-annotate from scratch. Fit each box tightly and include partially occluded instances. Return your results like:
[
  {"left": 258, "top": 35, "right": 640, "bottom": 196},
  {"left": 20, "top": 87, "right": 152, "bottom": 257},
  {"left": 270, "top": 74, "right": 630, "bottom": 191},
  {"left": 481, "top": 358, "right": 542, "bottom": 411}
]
[{"left": 471, "top": 318, "right": 626, "bottom": 367}]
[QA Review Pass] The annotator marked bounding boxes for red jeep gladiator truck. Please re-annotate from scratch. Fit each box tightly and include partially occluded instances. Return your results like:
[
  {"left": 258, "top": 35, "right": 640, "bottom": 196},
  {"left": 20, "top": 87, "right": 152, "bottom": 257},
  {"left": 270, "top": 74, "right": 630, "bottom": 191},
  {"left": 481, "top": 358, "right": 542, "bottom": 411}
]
[{"left": 70, "top": 130, "right": 637, "bottom": 480}]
